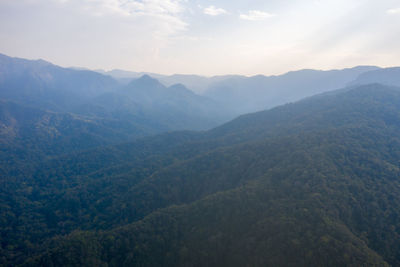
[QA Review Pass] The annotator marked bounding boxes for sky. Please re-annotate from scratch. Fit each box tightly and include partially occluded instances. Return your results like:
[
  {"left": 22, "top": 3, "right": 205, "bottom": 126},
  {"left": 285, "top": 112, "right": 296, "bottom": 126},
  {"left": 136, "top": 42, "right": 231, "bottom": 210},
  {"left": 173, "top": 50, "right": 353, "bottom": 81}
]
[{"left": 0, "top": 0, "right": 400, "bottom": 76}]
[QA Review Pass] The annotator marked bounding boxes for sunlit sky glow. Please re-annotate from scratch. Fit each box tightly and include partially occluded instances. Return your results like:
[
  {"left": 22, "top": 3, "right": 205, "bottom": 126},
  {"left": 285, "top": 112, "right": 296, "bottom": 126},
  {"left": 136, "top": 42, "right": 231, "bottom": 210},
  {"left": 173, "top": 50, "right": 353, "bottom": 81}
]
[{"left": 1, "top": 0, "right": 400, "bottom": 76}]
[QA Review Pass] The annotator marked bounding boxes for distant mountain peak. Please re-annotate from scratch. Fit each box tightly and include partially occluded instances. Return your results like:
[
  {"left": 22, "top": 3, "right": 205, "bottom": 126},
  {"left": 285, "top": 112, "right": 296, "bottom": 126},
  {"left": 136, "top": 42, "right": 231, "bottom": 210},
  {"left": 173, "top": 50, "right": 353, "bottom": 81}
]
[
  {"left": 128, "top": 74, "right": 164, "bottom": 89},
  {"left": 34, "top": 58, "right": 53, "bottom": 66},
  {"left": 350, "top": 67, "right": 400, "bottom": 88},
  {"left": 0, "top": 53, "right": 53, "bottom": 68},
  {"left": 138, "top": 74, "right": 154, "bottom": 80},
  {"left": 167, "top": 83, "right": 197, "bottom": 96},
  {"left": 169, "top": 83, "right": 187, "bottom": 90}
]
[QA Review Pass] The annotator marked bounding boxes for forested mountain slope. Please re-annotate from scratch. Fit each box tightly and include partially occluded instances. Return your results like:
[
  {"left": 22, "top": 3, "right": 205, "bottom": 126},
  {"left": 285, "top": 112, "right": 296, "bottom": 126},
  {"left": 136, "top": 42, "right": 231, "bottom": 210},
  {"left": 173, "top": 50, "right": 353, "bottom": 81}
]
[
  {"left": 0, "top": 54, "right": 231, "bottom": 163},
  {"left": 0, "top": 98, "right": 152, "bottom": 180},
  {"left": 3, "top": 84, "right": 400, "bottom": 266}
]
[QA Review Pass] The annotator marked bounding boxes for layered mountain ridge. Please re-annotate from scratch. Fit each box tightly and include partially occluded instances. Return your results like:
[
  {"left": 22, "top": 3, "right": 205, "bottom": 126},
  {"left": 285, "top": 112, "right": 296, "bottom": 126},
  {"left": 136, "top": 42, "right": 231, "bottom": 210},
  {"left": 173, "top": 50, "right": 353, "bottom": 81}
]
[{"left": 2, "top": 53, "right": 400, "bottom": 266}]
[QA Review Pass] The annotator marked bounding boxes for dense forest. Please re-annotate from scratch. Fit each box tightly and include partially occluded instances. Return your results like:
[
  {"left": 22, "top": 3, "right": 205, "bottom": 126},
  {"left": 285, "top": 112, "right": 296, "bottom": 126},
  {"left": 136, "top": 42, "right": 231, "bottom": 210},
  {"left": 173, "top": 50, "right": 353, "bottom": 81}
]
[
  {"left": 2, "top": 76, "right": 400, "bottom": 265},
  {"left": 2, "top": 0, "right": 400, "bottom": 263}
]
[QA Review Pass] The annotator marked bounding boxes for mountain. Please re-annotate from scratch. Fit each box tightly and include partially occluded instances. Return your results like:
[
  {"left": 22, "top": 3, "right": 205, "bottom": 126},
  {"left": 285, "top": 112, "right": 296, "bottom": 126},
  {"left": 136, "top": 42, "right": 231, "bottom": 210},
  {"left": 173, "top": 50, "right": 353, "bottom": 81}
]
[
  {"left": 94, "top": 69, "right": 144, "bottom": 79},
  {"left": 350, "top": 67, "right": 400, "bottom": 87},
  {"left": 0, "top": 54, "right": 118, "bottom": 112},
  {"left": 0, "top": 98, "right": 152, "bottom": 180},
  {"left": 98, "top": 66, "right": 380, "bottom": 115},
  {"left": 77, "top": 75, "right": 231, "bottom": 132},
  {"left": 94, "top": 69, "right": 167, "bottom": 85},
  {"left": 95, "top": 69, "right": 237, "bottom": 94},
  {"left": 157, "top": 74, "right": 240, "bottom": 94},
  {"left": 3, "top": 83, "right": 400, "bottom": 266},
  {"left": 0, "top": 54, "right": 232, "bottom": 142},
  {"left": 204, "top": 66, "right": 380, "bottom": 115}
]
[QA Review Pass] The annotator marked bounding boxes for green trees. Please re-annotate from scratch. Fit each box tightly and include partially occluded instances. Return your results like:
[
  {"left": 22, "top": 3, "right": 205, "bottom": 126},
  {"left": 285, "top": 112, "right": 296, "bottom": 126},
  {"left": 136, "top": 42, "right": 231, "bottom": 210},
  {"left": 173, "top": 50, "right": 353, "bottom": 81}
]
[{"left": 3, "top": 84, "right": 400, "bottom": 266}]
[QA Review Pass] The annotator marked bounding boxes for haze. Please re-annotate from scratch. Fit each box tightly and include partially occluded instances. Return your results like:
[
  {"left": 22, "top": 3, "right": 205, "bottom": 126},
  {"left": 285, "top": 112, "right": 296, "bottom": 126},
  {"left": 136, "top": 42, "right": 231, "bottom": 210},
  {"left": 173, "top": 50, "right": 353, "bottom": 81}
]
[{"left": 0, "top": 0, "right": 399, "bottom": 75}]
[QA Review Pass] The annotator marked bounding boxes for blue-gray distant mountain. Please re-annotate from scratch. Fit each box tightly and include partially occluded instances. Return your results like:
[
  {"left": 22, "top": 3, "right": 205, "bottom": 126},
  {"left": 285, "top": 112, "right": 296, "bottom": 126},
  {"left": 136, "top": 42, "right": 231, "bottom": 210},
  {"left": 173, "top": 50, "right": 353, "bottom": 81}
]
[
  {"left": 0, "top": 54, "right": 232, "bottom": 139},
  {"left": 0, "top": 53, "right": 118, "bottom": 111},
  {"left": 94, "top": 69, "right": 165, "bottom": 85},
  {"left": 97, "top": 66, "right": 381, "bottom": 115},
  {"left": 79, "top": 75, "right": 231, "bottom": 131},
  {"left": 157, "top": 74, "right": 240, "bottom": 94},
  {"left": 96, "top": 69, "right": 236, "bottom": 93},
  {"left": 204, "top": 66, "right": 380, "bottom": 115},
  {"left": 350, "top": 67, "right": 400, "bottom": 87}
]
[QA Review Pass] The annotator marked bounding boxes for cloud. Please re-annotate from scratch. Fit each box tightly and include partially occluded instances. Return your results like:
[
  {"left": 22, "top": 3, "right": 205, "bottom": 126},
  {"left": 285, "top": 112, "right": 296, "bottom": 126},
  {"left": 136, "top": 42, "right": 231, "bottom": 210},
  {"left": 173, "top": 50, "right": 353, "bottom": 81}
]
[
  {"left": 387, "top": 8, "right": 400, "bottom": 14},
  {"left": 54, "top": 0, "right": 188, "bottom": 38},
  {"left": 240, "top": 10, "right": 275, "bottom": 21},
  {"left": 78, "top": 0, "right": 185, "bottom": 17},
  {"left": 203, "top": 5, "right": 227, "bottom": 16}
]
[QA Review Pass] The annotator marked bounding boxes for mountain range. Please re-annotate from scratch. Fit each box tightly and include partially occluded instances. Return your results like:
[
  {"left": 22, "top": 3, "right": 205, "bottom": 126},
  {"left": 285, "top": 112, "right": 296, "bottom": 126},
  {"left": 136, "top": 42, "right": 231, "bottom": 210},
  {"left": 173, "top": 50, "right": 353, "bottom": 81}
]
[
  {"left": 2, "top": 83, "right": 399, "bottom": 266},
  {"left": 97, "top": 65, "right": 397, "bottom": 115},
  {"left": 2, "top": 53, "right": 400, "bottom": 266},
  {"left": 0, "top": 53, "right": 230, "bottom": 140}
]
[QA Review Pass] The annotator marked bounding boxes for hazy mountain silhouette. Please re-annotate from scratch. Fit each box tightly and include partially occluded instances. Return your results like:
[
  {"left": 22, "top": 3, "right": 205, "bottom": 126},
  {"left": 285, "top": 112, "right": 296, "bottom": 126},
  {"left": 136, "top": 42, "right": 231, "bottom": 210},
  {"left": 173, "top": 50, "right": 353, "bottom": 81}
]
[
  {"left": 75, "top": 75, "right": 231, "bottom": 132},
  {"left": 0, "top": 53, "right": 118, "bottom": 111},
  {"left": 96, "top": 69, "right": 236, "bottom": 93},
  {"left": 204, "top": 66, "right": 380, "bottom": 114},
  {"left": 350, "top": 67, "right": 400, "bottom": 87},
  {"left": 96, "top": 66, "right": 380, "bottom": 115},
  {"left": 0, "top": 54, "right": 232, "bottom": 137}
]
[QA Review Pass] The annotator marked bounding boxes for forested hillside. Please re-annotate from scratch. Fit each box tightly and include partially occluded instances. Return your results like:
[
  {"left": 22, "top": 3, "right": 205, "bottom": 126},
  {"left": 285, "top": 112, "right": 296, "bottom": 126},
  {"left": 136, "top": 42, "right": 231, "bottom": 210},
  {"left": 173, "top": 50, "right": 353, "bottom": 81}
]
[
  {"left": 2, "top": 0, "right": 400, "bottom": 265},
  {"left": 2, "top": 83, "right": 400, "bottom": 266},
  {"left": 0, "top": 53, "right": 234, "bottom": 187}
]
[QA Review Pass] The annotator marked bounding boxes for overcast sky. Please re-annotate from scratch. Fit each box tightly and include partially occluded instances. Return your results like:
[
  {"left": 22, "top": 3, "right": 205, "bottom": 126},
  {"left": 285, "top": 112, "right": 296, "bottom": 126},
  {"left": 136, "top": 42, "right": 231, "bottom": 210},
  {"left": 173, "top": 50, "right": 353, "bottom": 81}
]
[{"left": 1, "top": 0, "right": 400, "bottom": 76}]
